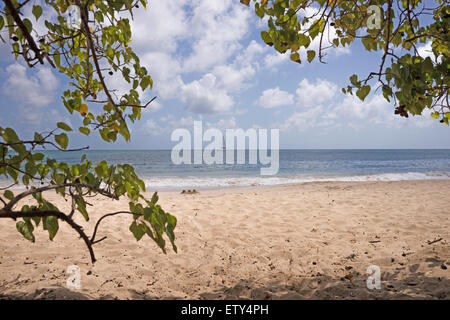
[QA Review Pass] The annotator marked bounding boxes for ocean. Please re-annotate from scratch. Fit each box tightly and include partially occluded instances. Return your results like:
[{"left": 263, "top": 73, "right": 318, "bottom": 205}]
[{"left": 4, "top": 149, "right": 450, "bottom": 191}]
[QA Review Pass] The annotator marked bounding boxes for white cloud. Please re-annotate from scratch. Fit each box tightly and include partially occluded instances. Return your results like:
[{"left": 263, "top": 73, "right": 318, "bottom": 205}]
[
  {"left": 417, "top": 41, "right": 441, "bottom": 63},
  {"left": 130, "top": 0, "right": 188, "bottom": 53},
  {"left": 182, "top": 0, "right": 251, "bottom": 72},
  {"left": 212, "top": 64, "right": 255, "bottom": 92},
  {"left": 334, "top": 94, "right": 391, "bottom": 123},
  {"left": 140, "top": 51, "right": 183, "bottom": 100},
  {"left": 235, "top": 40, "right": 267, "bottom": 67},
  {"left": 334, "top": 94, "right": 435, "bottom": 128},
  {"left": 277, "top": 77, "right": 436, "bottom": 133},
  {"left": 2, "top": 63, "right": 58, "bottom": 108},
  {"left": 206, "top": 117, "right": 238, "bottom": 130},
  {"left": 143, "top": 100, "right": 163, "bottom": 113},
  {"left": 124, "top": 0, "right": 258, "bottom": 114},
  {"left": 256, "top": 87, "right": 294, "bottom": 108},
  {"left": 280, "top": 105, "right": 325, "bottom": 131},
  {"left": 180, "top": 74, "right": 233, "bottom": 113},
  {"left": 264, "top": 52, "right": 290, "bottom": 69},
  {"left": 296, "top": 78, "right": 338, "bottom": 107}
]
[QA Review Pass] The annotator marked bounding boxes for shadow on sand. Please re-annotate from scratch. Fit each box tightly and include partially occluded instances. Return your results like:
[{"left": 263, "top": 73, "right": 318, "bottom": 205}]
[{"left": 2, "top": 267, "right": 448, "bottom": 300}]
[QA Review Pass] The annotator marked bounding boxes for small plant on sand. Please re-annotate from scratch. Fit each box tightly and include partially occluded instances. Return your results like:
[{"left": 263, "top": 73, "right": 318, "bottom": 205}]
[{"left": 0, "top": 0, "right": 177, "bottom": 263}]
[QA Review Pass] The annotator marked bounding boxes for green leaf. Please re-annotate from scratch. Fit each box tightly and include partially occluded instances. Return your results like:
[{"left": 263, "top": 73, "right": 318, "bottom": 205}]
[
  {"left": 361, "top": 37, "right": 377, "bottom": 51},
  {"left": 140, "top": 77, "right": 151, "bottom": 91},
  {"left": 167, "top": 213, "right": 177, "bottom": 229},
  {"left": 261, "top": 31, "right": 273, "bottom": 46},
  {"left": 79, "top": 127, "right": 90, "bottom": 136},
  {"left": 32, "top": 5, "right": 43, "bottom": 20},
  {"left": 356, "top": 85, "right": 371, "bottom": 101},
  {"left": 350, "top": 74, "right": 359, "bottom": 86},
  {"left": 57, "top": 122, "right": 72, "bottom": 132},
  {"left": 75, "top": 197, "right": 89, "bottom": 221},
  {"left": 34, "top": 132, "right": 44, "bottom": 143},
  {"left": 151, "top": 192, "right": 158, "bottom": 205},
  {"left": 53, "top": 51, "right": 61, "bottom": 68},
  {"left": 44, "top": 216, "right": 59, "bottom": 241},
  {"left": 32, "top": 216, "right": 41, "bottom": 227},
  {"left": 23, "top": 19, "right": 33, "bottom": 33},
  {"left": 306, "top": 50, "right": 316, "bottom": 63},
  {"left": 4, "top": 190, "right": 14, "bottom": 200},
  {"left": 16, "top": 221, "right": 35, "bottom": 242},
  {"left": 55, "top": 133, "right": 69, "bottom": 149},
  {"left": 290, "top": 52, "right": 301, "bottom": 63},
  {"left": 3, "top": 127, "right": 19, "bottom": 143},
  {"left": 129, "top": 221, "right": 145, "bottom": 241},
  {"left": 422, "top": 57, "right": 434, "bottom": 73},
  {"left": 297, "top": 34, "right": 310, "bottom": 47}
]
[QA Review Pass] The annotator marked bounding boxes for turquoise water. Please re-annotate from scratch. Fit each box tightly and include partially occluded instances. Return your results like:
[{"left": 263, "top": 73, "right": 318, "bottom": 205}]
[{"left": 7, "top": 149, "right": 449, "bottom": 191}]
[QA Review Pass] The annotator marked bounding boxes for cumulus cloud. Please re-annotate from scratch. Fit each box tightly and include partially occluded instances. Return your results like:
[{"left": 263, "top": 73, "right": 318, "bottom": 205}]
[
  {"left": 205, "top": 117, "right": 238, "bottom": 130},
  {"left": 264, "top": 52, "right": 290, "bottom": 69},
  {"left": 2, "top": 63, "right": 58, "bottom": 108},
  {"left": 278, "top": 78, "right": 436, "bottom": 132},
  {"left": 130, "top": 0, "right": 188, "bottom": 53},
  {"left": 256, "top": 87, "right": 294, "bottom": 108},
  {"left": 333, "top": 94, "right": 435, "bottom": 128},
  {"left": 182, "top": 0, "right": 251, "bottom": 72},
  {"left": 280, "top": 105, "right": 326, "bottom": 131},
  {"left": 180, "top": 74, "right": 233, "bottom": 113},
  {"left": 212, "top": 64, "right": 255, "bottom": 93},
  {"left": 122, "top": 0, "right": 260, "bottom": 114},
  {"left": 417, "top": 41, "right": 442, "bottom": 63},
  {"left": 140, "top": 51, "right": 183, "bottom": 100},
  {"left": 296, "top": 78, "right": 338, "bottom": 107}
]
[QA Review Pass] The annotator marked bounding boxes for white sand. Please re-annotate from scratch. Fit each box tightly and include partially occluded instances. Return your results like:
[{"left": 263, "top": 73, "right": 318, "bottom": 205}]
[{"left": 0, "top": 180, "right": 449, "bottom": 299}]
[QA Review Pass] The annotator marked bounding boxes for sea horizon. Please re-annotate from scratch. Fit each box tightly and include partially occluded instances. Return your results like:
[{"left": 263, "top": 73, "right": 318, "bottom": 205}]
[{"left": 4, "top": 149, "right": 450, "bottom": 192}]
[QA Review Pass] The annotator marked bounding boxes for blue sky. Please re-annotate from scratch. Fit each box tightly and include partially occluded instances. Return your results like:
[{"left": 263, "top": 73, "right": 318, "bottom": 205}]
[{"left": 0, "top": 0, "right": 449, "bottom": 150}]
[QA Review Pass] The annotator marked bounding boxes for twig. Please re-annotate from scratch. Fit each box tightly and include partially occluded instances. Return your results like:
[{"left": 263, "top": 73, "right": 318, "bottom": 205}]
[{"left": 427, "top": 237, "right": 443, "bottom": 245}]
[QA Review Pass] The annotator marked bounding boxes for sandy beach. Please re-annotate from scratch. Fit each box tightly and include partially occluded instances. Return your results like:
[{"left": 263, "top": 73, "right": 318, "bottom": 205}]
[{"left": 0, "top": 180, "right": 449, "bottom": 299}]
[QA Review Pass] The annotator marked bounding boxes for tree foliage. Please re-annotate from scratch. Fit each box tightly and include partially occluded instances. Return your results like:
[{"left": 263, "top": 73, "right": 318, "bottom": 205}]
[
  {"left": 0, "top": 0, "right": 177, "bottom": 263},
  {"left": 242, "top": 0, "right": 449, "bottom": 124}
]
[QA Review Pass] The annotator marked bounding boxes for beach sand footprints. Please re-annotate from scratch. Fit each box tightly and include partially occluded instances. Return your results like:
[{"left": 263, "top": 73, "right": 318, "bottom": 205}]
[{"left": 181, "top": 189, "right": 199, "bottom": 195}]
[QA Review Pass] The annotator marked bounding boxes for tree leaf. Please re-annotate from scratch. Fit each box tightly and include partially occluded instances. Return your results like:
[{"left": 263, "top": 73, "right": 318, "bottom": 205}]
[
  {"left": 16, "top": 221, "right": 35, "bottom": 242},
  {"left": 4, "top": 190, "right": 14, "bottom": 200},
  {"left": 79, "top": 127, "right": 91, "bottom": 136},
  {"left": 80, "top": 104, "right": 88, "bottom": 116},
  {"left": 151, "top": 192, "right": 158, "bottom": 205},
  {"left": 57, "top": 122, "right": 72, "bottom": 132},
  {"left": 32, "top": 5, "right": 43, "bottom": 20},
  {"left": 290, "top": 52, "right": 301, "bottom": 63},
  {"left": 75, "top": 197, "right": 89, "bottom": 221},
  {"left": 129, "top": 221, "right": 145, "bottom": 241},
  {"left": 44, "top": 216, "right": 59, "bottom": 241},
  {"left": 356, "top": 85, "right": 371, "bottom": 101},
  {"left": 307, "top": 50, "right": 316, "bottom": 62},
  {"left": 55, "top": 133, "right": 69, "bottom": 149}
]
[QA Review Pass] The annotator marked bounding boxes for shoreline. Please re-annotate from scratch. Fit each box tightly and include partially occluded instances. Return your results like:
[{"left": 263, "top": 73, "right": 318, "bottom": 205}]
[
  {"left": 147, "top": 177, "right": 450, "bottom": 193},
  {"left": 1, "top": 179, "right": 449, "bottom": 299},
  {"left": 3, "top": 171, "right": 450, "bottom": 193}
]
